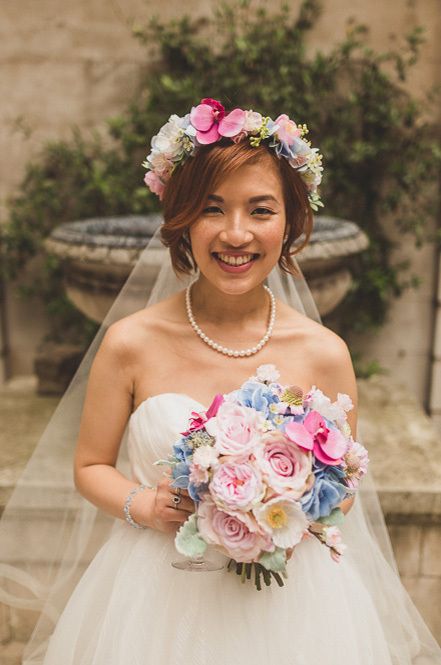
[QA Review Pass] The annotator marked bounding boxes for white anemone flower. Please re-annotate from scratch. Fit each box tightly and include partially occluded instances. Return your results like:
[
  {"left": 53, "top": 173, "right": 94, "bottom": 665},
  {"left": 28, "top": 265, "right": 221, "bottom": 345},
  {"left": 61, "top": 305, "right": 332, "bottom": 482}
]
[{"left": 253, "top": 495, "right": 308, "bottom": 549}]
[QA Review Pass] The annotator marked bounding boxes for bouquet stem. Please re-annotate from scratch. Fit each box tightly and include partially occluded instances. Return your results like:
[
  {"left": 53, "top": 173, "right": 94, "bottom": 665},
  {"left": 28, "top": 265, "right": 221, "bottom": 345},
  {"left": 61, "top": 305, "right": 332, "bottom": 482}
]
[{"left": 227, "top": 559, "right": 288, "bottom": 590}]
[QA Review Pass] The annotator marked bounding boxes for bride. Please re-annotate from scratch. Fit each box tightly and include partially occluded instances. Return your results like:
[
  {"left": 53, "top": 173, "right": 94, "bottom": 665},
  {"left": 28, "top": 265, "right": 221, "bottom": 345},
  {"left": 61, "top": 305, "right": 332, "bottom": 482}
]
[{"left": 1, "top": 98, "right": 441, "bottom": 664}]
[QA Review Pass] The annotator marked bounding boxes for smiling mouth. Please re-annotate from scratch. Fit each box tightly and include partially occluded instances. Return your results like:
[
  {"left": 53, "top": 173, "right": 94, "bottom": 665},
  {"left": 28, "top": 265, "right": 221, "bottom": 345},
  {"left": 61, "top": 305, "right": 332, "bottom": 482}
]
[{"left": 212, "top": 252, "right": 259, "bottom": 266}]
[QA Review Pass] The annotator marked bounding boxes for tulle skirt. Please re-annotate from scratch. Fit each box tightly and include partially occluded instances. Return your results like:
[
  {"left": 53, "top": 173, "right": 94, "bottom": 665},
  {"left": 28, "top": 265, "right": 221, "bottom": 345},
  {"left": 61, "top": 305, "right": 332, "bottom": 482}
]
[{"left": 42, "top": 515, "right": 416, "bottom": 665}]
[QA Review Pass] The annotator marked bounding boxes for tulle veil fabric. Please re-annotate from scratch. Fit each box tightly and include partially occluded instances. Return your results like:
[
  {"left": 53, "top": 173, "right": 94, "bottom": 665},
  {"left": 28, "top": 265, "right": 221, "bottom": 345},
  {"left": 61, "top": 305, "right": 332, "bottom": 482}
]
[{"left": 0, "top": 227, "right": 440, "bottom": 664}]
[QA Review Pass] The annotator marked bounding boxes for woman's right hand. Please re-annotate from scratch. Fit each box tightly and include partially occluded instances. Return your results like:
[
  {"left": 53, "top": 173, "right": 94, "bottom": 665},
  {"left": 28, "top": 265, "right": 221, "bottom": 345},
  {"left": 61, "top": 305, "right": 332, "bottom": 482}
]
[{"left": 132, "top": 469, "right": 196, "bottom": 534}]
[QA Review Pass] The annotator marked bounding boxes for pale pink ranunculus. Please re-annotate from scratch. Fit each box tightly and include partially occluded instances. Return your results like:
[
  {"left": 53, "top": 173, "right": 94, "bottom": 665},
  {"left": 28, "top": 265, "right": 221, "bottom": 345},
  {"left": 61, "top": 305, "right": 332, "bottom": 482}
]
[
  {"left": 197, "top": 499, "right": 273, "bottom": 562},
  {"left": 205, "top": 401, "right": 263, "bottom": 457},
  {"left": 285, "top": 410, "right": 349, "bottom": 466},
  {"left": 209, "top": 461, "right": 265, "bottom": 512},
  {"left": 144, "top": 171, "right": 165, "bottom": 199},
  {"left": 275, "top": 114, "right": 302, "bottom": 145},
  {"left": 255, "top": 431, "right": 313, "bottom": 498}
]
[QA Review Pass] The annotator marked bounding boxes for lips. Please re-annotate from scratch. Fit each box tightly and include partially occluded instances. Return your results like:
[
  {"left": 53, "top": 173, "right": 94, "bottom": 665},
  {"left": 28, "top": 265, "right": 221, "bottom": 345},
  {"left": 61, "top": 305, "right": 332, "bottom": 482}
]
[{"left": 211, "top": 251, "right": 259, "bottom": 274}]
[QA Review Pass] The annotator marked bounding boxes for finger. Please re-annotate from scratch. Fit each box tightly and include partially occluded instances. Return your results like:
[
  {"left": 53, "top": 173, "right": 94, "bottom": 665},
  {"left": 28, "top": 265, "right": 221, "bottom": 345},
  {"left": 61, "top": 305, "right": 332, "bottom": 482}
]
[
  {"left": 164, "top": 507, "right": 193, "bottom": 523},
  {"left": 167, "top": 497, "right": 194, "bottom": 512}
]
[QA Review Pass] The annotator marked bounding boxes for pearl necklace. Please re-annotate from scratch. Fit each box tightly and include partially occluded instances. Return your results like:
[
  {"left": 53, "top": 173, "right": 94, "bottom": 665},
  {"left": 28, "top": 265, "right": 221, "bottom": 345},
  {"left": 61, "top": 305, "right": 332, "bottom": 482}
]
[{"left": 185, "top": 283, "right": 276, "bottom": 357}]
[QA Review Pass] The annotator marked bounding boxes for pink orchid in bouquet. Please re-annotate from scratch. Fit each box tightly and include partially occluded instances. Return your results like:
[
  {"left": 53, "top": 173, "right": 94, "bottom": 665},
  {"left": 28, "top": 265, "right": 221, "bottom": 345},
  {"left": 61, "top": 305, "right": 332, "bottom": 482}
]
[{"left": 155, "top": 365, "right": 369, "bottom": 590}]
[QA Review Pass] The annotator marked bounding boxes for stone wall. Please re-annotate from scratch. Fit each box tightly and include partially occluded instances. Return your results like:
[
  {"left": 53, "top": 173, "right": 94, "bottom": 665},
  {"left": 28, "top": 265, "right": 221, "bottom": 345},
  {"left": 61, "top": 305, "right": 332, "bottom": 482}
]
[{"left": 1, "top": 0, "right": 440, "bottom": 402}]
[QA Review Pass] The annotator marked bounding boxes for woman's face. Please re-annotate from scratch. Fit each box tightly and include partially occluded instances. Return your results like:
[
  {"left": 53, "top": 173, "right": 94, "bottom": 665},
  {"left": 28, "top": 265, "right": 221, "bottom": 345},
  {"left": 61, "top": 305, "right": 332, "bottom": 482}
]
[{"left": 189, "top": 157, "right": 286, "bottom": 295}]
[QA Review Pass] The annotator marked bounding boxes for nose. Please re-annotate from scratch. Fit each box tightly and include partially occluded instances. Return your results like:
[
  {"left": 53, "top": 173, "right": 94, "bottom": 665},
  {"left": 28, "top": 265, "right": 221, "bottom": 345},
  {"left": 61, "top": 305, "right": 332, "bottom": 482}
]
[{"left": 218, "top": 211, "right": 254, "bottom": 247}]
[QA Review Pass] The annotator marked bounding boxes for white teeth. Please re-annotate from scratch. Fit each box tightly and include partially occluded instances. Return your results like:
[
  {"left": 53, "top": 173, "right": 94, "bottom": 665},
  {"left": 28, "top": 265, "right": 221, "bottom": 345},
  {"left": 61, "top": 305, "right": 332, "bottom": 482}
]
[{"left": 217, "top": 253, "right": 254, "bottom": 266}]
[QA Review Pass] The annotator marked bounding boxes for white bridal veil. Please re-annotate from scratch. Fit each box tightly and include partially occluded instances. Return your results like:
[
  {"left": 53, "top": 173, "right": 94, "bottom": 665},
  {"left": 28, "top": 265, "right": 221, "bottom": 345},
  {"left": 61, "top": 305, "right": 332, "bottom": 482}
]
[{"left": 0, "top": 227, "right": 440, "bottom": 664}]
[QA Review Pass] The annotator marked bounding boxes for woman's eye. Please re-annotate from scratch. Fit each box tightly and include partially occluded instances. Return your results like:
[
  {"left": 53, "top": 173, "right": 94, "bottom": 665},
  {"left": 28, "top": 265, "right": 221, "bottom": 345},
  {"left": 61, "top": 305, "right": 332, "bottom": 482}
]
[
  {"left": 252, "top": 207, "right": 275, "bottom": 216},
  {"left": 203, "top": 206, "right": 223, "bottom": 214}
]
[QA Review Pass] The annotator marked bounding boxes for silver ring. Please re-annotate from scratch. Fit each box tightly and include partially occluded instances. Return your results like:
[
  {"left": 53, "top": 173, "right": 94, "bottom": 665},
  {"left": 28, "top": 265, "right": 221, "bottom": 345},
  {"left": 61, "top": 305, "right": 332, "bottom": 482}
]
[{"left": 172, "top": 493, "right": 183, "bottom": 509}]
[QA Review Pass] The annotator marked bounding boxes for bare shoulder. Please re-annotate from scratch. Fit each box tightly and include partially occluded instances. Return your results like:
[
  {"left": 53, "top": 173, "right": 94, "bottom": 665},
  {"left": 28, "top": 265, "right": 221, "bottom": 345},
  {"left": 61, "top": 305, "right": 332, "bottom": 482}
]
[
  {"left": 98, "top": 291, "right": 184, "bottom": 366},
  {"left": 280, "top": 303, "right": 358, "bottom": 435}
]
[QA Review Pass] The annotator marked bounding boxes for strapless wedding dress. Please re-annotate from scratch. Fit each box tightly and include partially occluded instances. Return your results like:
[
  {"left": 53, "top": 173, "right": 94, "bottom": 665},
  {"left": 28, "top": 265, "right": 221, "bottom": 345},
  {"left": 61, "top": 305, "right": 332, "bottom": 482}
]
[{"left": 41, "top": 393, "right": 435, "bottom": 665}]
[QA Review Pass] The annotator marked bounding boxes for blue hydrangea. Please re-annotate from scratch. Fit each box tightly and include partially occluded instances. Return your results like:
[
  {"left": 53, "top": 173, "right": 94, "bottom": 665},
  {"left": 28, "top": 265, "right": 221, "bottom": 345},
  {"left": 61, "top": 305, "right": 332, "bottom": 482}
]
[
  {"left": 188, "top": 481, "right": 209, "bottom": 503},
  {"left": 236, "top": 380, "right": 279, "bottom": 415},
  {"left": 301, "top": 462, "right": 348, "bottom": 521},
  {"left": 170, "top": 461, "right": 191, "bottom": 490},
  {"left": 172, "top": 438, "right": 193, "bottom": 463}
]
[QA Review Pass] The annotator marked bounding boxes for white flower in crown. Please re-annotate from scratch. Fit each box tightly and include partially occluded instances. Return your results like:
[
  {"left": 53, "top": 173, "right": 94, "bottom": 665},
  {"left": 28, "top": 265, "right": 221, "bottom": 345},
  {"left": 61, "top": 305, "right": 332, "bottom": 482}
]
[
  {"left": 150, "top": 113, "right": 191, "bottom": 160},
  {"left": 243, "top": 110, "right": 263, "bottom": 132},
  {"left": 255, "top": 364, "right": 280, "bottom": 383}
]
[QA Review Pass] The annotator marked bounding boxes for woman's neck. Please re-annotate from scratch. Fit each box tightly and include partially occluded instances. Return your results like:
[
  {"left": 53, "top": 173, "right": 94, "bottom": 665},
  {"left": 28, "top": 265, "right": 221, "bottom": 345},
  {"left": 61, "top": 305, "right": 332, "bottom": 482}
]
[{"left": 189, "top": 277, "right": 270, "bottom": 326}]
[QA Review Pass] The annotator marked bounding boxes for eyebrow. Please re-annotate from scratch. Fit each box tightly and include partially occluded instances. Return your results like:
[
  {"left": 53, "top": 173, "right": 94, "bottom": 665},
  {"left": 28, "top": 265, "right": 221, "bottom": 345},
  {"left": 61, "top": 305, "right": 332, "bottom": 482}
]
[{"left": 207, "top": 194, "right": 279, "bottom": 204}]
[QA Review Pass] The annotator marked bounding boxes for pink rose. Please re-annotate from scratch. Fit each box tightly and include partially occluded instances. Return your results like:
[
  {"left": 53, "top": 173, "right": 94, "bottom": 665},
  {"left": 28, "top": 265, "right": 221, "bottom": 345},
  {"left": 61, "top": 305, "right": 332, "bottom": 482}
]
[
  {"left": 205, "top": 402, "right": 263, "bottom": 457},
  {"left": 275, "top": 114, "right": 302, "bottom": 145},
  {"left": 285, "top": 410, "right": 349, "bottom": 466},
  {"left": 209, "top": 461, "right": 265, "bottom": 512},
  {"left": 255, "top": 431, "right": 313, "bottom": 498},
  {"left": 197, "top": 499, "right": 273, "bottom": 562},
  {"left": 144, "top": 171, "right": 165, "bottom": 199}
]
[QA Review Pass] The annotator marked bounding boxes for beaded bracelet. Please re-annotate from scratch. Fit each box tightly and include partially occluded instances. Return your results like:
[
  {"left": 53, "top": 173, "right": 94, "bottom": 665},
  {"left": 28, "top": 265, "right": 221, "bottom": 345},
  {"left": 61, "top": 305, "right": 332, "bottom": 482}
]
[{"left": 123, "top": 483, "right": 154, "bottom": 530}]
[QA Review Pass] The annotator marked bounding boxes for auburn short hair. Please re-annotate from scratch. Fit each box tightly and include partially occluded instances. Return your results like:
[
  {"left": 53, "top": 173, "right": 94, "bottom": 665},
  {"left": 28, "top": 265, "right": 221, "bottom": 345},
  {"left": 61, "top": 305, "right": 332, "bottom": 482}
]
[{"left": 160, "top": 139, "right": 313, "bottom": 276}]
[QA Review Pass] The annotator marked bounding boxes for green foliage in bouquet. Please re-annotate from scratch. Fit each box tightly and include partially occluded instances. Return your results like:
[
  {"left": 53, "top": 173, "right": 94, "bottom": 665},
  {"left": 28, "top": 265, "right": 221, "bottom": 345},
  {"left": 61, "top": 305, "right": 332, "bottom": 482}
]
[{"left": 2, "top": 0, "right": 440, "bottom": 346}]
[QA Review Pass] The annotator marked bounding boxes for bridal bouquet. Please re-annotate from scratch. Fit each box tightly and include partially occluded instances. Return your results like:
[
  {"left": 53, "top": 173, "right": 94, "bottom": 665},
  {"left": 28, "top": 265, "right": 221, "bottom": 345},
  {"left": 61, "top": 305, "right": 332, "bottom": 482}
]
[{"left": 155, "top": 365, "right": 369, "bottom": 589}]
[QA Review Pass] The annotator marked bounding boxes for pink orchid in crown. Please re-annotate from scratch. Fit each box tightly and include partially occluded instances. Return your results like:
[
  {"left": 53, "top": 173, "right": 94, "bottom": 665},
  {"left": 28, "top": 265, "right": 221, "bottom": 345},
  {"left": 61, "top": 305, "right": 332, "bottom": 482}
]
[
  {"left": 285, "top": 410, "right": 349, "bottom": 466},
  {"left": 181, "top": 393, "right": 224, "bottom": 436},
  {"left": 190, "top": 97, "right": 246, "bottom": 144}
]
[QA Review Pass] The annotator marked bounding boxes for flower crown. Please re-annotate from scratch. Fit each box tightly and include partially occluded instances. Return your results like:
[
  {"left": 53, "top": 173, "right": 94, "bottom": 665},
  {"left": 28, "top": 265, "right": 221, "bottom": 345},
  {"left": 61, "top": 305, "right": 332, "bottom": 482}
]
[{"left": 142, "top": 97, "right": 324, "bottom": 211}]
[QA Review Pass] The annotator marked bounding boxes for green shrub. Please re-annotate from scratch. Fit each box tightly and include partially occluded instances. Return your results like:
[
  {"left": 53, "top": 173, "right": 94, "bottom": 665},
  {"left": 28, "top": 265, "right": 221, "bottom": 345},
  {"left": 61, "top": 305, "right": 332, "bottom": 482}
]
[{"left": 2, "top": 0, "right": 440, "bottom": 348}]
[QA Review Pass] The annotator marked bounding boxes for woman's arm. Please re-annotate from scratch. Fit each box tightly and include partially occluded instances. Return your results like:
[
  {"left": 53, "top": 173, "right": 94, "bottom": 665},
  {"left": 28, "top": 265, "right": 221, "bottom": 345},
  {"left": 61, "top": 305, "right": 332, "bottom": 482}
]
[
  {"left": 73, "top": 321, "right": 151, "bottom": 522},
  {"left": 314, "top": 329, "right": 359, "bottom": 517},
  {"left": 73, "top": 321, "right": 193, "bottom": 532}
]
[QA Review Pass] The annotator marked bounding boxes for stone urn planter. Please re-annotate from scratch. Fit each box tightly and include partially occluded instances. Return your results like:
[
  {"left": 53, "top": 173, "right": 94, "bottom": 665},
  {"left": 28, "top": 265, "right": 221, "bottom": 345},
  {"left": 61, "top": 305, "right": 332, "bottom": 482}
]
[{"left": 44, "top": 214, "right": 369, "bottom": 324}]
